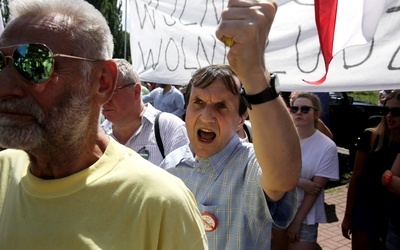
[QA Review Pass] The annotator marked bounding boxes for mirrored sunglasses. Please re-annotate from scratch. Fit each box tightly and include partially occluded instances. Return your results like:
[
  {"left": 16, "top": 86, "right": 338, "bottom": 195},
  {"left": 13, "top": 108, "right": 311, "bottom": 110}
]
[
  {"left": 290, "top": 105, "right": 317, "bottom": 114},
  {"left": 0, "top": 43, "right": 98, "bottom": 84},
  {"left": 383, "top": 107, "right": 400, "bottom": 117}
]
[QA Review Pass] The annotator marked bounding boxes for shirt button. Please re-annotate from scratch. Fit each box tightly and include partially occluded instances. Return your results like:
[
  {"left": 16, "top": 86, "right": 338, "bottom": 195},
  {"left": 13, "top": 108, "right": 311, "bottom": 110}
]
[{"left": 196, "top": 168, "right": 202, "bottom": 173}]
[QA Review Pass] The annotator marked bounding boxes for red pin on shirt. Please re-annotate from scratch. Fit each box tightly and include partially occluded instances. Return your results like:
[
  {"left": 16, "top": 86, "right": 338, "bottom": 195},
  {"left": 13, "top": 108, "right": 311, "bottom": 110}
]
[{"left": 201, "top": 213, "right": 218, "bottom": 232}]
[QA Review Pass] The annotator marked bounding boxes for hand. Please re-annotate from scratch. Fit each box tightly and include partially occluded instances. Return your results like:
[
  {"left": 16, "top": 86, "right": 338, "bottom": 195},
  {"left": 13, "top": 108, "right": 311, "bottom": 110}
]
[
  {"left": 298, "top": 178, "right": 323, "bottom": 196},
  {"left": 287, "top": 219, "right": 302, "bottom": 243},
  {"left": 341, "top": 215, "right": 352, "bottom": 239},
  {"left": 215, "top": 0, "right": 277, "bottom": 86}
]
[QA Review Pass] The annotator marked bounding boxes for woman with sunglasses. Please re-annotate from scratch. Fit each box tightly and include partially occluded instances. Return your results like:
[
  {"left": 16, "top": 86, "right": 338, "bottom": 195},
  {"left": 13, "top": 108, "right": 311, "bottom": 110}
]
[
  {"left": 383, "top": 149, "right": 400, "bottom": 250},
  {"left": 287, "top": 92, "right": 333, "bottom": 139},
  {"left": 342, "top": 90, "right": 400, "bottom": 250},
  {"left": 272, "top": 92, "right": 339, "bottom": 250}
]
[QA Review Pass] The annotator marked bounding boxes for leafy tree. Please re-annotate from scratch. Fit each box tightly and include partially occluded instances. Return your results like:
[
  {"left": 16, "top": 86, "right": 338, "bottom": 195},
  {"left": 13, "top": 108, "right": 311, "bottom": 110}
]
[
  {"left": 0, "top": 0, "right": 10, "bottom": 25},
  {"left": 86, "top": 0, "right": 131, "bottom": 61},
  {"left": 0, "top": 0, "right": 130, "bottom": 61}
]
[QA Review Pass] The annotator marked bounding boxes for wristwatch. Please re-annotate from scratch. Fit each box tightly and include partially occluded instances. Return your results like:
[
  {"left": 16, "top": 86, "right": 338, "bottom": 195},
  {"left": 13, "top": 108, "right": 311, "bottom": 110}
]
[{"left": 240, "top": 73, "right": 280, "bottom": 110}]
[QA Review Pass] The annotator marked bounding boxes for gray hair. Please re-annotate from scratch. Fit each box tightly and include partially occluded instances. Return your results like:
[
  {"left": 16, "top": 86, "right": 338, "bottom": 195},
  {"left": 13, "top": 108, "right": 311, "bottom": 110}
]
[
  {"left": 9, "top": 0, "right": 114, "bottom": 59},
  {"left": 113, "top": 59, "right": 141, "bottom": 84}
]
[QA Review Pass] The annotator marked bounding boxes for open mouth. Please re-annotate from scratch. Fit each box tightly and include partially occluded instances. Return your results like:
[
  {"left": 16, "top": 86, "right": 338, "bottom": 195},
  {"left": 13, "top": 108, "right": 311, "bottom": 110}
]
[{"left": 198, "top": 128, "right": 216, "bottom": 142}]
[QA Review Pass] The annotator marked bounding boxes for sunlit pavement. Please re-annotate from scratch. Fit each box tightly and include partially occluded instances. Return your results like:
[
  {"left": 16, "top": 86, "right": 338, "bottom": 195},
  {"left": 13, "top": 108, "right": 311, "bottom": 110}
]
[{"left": 317, "top": 184, "right": 351, "bottom": 250}]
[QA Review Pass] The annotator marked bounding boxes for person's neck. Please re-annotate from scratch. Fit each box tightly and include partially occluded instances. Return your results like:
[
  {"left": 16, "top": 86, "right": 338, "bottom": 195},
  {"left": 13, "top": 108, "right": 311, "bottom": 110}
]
[
  {"left": 112, "top": 104, "right": 145, "bottom": 145},
  {"left": 297, "top": 126, "right": 317, "bottom": 140},
  {"left": 163, "top": 85, "right": 171, "bottom": 94},
  {"left": 27, "top": 132, "right": 109, "bottom": 180}
]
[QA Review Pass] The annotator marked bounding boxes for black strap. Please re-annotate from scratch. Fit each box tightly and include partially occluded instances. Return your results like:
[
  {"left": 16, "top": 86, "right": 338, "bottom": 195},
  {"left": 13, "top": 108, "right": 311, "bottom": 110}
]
[
  {"left": 155, "top": 112, "right": 165, "bottom": 158},
  {"left": 243, "top": 123, "right": 252, "bottom": 143}
]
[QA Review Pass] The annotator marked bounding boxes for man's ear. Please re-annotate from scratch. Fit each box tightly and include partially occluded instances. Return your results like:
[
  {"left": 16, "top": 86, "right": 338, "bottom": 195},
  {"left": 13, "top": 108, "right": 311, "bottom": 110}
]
[
  {"left": 134, "top": 82, "right": 142, "bottom": 98},
  {"left": 237, "top": 110, "right": 248, "bottom": 131},
  {"left": 93, "top": 59, "right": 117, "bottom": 105}
]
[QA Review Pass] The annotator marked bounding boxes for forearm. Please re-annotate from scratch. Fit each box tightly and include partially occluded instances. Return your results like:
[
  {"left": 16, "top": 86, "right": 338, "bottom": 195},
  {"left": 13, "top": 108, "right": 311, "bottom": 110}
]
[
  {"left": 344, "top": 173, "right": 359, "bottom": 217},
  {"left": 298, "top": 177, "right": 324, "bottom": 196},
  {"left": 248, "top": 85, "right": 301, "bottom": 200},
  {"left": 292, "top": 193, "right": 318, "bottom": 225},
  {"left": 215, "top": 0, "right": 300, "bottom": 200},
  {"left": 298, "top": 178, "right": 315, "bottom": 189},
  {"left": 344, "top": 151, "right": 367, "bottom": 216},
  {"left": 142, "top": 94, "right": 153, "bottom": 103}
]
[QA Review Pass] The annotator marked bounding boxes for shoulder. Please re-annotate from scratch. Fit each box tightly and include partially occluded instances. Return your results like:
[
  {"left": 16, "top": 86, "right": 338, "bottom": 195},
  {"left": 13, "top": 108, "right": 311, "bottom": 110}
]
[
  {"left": 171, "top": 86, "right": 184, "bottom": 94},
  {"left": 315, "top": 130, "right": 336, "bottom": 146},
  {"left": 114, "top": 143, "right": 192, "bottom": 198},
  {"left": 143, "top": 104, "right": 160, "bottom": 123},
  {"left": 159, "top": 111, "right": 185, "bottom": 126},
  {"left": 356, "top": 130, "right": 374, "bottom": 151},
  {"left": 161, "top": 145, "right": 192, "bottom": 169},
  {"left": 0, "top": 149, "right": 29, "bottom": 185},
  {"left": 150, "top": 88, "right": 162, "bottom": 95},
  {"left": 307, "top": 131, "right": 337, "bottom": 155},
  {"left": 0, "top": 149, "right": 29, "bottom": 167}
]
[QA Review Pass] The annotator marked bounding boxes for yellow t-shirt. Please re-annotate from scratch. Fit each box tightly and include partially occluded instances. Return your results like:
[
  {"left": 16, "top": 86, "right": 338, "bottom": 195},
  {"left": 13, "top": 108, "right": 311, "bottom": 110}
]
[{"left": 0, "top": 138, "right": 207, "bottom": 249}]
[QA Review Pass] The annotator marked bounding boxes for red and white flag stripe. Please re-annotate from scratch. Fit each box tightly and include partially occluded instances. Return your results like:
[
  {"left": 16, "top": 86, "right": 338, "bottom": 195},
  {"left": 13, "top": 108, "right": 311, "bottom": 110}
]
[{"left": 305, "top": 0, "right": 385, "bottom": 84}]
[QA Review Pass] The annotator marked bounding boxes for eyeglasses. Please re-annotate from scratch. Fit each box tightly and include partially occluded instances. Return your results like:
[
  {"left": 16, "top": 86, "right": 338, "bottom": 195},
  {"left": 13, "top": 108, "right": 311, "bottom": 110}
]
[
  {"left": 383, "top": 107, "right": 400, "bottom": 117},
  {"left": 114, "top": 83, "right": 136, "bottom": 93},
  {"left": 290, "top": 106, "right": 317, "bottom": 114},
  {"left": 0, "top": 43, "right": 97, "bottom": 84}
]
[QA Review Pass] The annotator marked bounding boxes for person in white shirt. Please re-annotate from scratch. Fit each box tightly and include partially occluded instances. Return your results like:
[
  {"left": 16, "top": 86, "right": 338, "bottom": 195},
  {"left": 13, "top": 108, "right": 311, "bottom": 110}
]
[{"left": 273, "top": 92, "right": 339, "bottom": 250}]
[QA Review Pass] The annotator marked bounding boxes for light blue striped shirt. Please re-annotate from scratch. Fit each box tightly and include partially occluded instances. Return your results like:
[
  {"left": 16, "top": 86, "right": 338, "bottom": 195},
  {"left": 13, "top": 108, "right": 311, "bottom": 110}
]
[
  {"left": 142, "top": 86, "right": 185, "bottom": 118},
  {"left": 161, "top": 135, "right": 298, "bottom": 250}
]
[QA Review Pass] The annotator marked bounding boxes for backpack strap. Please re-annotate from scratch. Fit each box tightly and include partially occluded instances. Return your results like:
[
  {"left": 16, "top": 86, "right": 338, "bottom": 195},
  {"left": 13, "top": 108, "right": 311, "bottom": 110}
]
[
  {"left": 155, "top": 112, "right": 165, "bottom": 158},
  {"left": 243, "top": 123, "right": 252, "bottom": 143}
]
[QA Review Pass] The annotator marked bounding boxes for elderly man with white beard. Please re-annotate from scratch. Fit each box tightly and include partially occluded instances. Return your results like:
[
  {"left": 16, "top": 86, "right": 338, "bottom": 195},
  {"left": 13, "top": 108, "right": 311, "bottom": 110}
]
[{"left": 0, "top": 0, "right": 207, "bottom": 249}]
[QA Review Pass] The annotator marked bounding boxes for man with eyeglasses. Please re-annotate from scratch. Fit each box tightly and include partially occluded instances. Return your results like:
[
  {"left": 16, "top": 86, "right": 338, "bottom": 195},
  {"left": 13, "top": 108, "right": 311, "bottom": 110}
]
[
  {"left": 101, "top": 59, "right": 189, "bottom": 166},
  {"left": 0, "top": 0, "right": 208, "bottom": 249}
]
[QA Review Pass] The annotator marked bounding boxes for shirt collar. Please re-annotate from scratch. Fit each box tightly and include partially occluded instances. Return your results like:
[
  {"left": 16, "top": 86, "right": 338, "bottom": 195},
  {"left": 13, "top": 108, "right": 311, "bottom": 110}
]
[
  {"left": 142, "top": 103, "right": 158, "bottom": 125},
  {"left": 198, "top": 134, "right": 242, "bottom": 175}
]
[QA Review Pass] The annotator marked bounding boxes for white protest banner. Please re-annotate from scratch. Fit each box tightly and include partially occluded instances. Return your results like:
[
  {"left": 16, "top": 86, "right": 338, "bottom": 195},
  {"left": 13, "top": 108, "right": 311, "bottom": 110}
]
[{"left": 129, "top": 0, "right": 400, "bottom": 91}]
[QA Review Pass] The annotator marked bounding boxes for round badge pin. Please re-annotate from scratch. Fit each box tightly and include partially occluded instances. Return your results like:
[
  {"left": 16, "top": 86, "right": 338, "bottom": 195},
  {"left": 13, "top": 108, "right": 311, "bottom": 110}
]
[{"left": 201, "top": 212, "right": 218, "bottom": 232}]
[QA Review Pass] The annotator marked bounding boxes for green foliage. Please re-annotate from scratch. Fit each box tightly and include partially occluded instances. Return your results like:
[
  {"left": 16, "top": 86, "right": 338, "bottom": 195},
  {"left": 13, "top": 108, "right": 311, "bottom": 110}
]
[
  {"left": 85, "top": 0, "right": 131, "bottom": 61},
  {"left": 348, "top": 91, "right": 379, "bottom": 105},
  {"left": 0, "top": 0, "right": 130, "bottom": 61},
  {"left": 0, "top": 0, "right": 10, "bottom": 24}
]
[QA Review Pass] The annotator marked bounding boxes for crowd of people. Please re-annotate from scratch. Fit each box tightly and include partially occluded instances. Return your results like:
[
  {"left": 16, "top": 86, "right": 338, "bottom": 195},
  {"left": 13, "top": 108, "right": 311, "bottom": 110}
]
[{"left": 0, "top": 0, "right": 398, "bottom": 249}]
